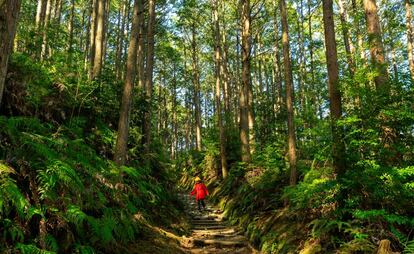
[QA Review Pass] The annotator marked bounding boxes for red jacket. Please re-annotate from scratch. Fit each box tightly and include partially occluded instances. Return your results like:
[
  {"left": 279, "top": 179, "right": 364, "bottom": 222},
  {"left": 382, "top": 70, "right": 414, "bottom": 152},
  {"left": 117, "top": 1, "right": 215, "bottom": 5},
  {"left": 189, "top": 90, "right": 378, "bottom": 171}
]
[{"left": 190, "top": 183, "right": 209, "bottom": 200}]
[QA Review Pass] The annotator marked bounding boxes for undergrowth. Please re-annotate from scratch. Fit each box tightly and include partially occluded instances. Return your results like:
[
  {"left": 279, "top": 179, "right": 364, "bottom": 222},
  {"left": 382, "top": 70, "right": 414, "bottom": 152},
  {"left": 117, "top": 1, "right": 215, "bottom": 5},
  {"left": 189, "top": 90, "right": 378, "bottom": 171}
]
[
  {"left": 0, "top": 54, "right": 186, "bottom": 253},
  {"left": 0, "top": 116, "right": 184, "bottom": 253},
  {"left": 201, "top": 140, "right": 414, "bottom": 253}
]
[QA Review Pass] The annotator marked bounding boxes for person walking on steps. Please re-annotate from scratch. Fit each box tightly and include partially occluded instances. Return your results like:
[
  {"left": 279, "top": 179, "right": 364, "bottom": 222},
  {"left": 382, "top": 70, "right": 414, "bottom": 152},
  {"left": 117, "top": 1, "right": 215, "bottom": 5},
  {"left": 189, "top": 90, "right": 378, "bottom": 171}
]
[{"left": 190, "top": 177, "right": 209, "bottom": 212}]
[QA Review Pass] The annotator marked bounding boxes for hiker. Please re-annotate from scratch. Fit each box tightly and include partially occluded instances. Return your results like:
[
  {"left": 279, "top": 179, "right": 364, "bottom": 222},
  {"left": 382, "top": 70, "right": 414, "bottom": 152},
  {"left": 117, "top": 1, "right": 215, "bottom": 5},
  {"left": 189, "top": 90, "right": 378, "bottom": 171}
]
[{"left": 190, "top": 177, "right": 209, "bottom": 212}]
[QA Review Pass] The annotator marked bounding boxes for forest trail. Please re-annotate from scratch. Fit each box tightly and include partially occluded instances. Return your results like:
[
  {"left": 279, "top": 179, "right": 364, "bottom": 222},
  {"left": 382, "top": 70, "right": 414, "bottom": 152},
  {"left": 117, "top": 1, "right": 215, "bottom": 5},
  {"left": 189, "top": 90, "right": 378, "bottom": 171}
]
[{"left": 179, "top": 193, "right": 259, "bottom": 254}]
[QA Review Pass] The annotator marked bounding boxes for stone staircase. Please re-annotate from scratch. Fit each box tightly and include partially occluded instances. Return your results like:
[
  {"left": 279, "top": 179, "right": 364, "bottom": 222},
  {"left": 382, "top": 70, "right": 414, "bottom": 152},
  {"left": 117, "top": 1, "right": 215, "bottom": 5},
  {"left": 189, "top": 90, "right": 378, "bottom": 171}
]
[{"left": 178, "top": 193, "right": 259, "bottom": 254}]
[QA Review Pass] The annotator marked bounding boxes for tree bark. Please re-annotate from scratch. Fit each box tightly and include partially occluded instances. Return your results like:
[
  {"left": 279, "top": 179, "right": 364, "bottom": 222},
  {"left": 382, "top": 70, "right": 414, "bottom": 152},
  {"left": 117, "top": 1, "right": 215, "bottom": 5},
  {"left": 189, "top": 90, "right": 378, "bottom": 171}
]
[
  {"left": 273, "top": 6, "right": 283, "bottom": 120},
  {"left": 308, "top": 0, "right": 319, "bottom": 119},
  {"left": 297, "top": 0, "right": 305, "bottom": 113},
  {"left": 136, "top": 0, "right": 144, "bottom": 90},
  {"left": 143, "top": 0, "right": 156, "bottom": 154},
  {"left": 363, "top": 0, "right": 389, "bottom": 92},
  {"left": 84, "top": 0, "right": 92, "bottom": 71},
  {"left": 191, "top": 22, "right": 202, "bottom": 152},
  {"left": 171, "top": 68, "right": 177, "bottom": 159},
  {"left": 40, "top": 0, "right": 52, "bottom": 60},
  {"left": 91, "top": 0, "right": 106, "bottom": 80},
  {"left": 405, "top": 0, "right": 414, "bottom": 80},
  {"left": 89, "top": 0, "right": 98, "bottom": 79},
  {"left": 240, "top": 0, "right": 252, "bottom": 163},
  {"left": 115, "top": 3, "right": 124, "bottom": 79},
  {"left": 35, "top": 0, "right": 46, "bottom": 30},
  {"left": 279, "top": 0, "right": 297, "bottom": 185},
  {"left": 221, "top": 15, "right": 231, "bottom": 115},
  {"left": 352, "top": 0, "right": 367, "bottom": 64},
  {"left": 54, "top": 0, "right": 63, "bottom": 24},
  {"left": 102, "top": 0, "right": 110, "bottom": 67},
  {"left": 0, "top": 0, "right": 21, "bottom": 106},
  {"left": 338, "top": 0, "right": 355, "bottom": 77},
  {"left": 67, "top": 0, "right": 75, "bottom": 65},
  {"left": 114, "top": 0, "right": 141, "bottom": 166},
  {"left": 212, "top": 0, "right": 227, "bottom": 178},
  {"left": 322, "top": 0, "right": 346, "bottom": 176}
]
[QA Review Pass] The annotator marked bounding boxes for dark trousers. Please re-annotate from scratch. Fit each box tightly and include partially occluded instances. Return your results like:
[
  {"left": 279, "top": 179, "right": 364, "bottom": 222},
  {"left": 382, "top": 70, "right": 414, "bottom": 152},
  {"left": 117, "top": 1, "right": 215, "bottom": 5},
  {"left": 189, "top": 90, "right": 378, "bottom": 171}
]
[{"left": 197, "top": 199, "right": 205, "bottom": 211}]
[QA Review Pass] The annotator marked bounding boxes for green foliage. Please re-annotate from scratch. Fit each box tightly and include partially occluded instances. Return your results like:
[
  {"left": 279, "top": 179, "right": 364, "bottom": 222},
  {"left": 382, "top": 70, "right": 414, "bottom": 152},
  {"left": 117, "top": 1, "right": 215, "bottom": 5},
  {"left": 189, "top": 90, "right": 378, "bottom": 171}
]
[
  {"left": 15, "top": 244, "right": 56, "bottom": 254},
  {"left": 73, "top": 245, "right": 96, "bottom": 254},
  {"left": 404, "top": 240, "right": 414, "bottom": 254},
  {"left": 0, "top": 163, "right": 29, "bottom": 219},
  {"left": 0, "top": 115, "right": 181, "bottom": 252}
]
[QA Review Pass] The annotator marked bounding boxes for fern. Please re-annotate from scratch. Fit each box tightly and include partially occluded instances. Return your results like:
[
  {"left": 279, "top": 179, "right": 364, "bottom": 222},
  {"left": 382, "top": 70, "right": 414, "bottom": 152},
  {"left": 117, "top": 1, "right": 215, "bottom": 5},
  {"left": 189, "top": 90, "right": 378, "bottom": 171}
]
[
  {"left": 26, "top": 206, "right": 44, "bottom": 220},
  {"left": 66, "top": 205, "right": 87, "bottom": 225},
  {"left": 0, "top": 163, "right": 29, "bottom": 218},
  {"left": 338, "top": 238, "right": 376, "bottom": 253},
  {"left": 87, "top": 215, "right": 115, "bottom": 245},
  {"left": 15, "top": 243, "right": 56, "bottom": 254},
  {"left": 37, "top": 159, "right": 84, "bottom": 200},
  {"left": 45, "top": 234, "right": 59, "bottom": 252},
  {"left": 353, "top": 209, "right": 411, "bottom": 225},
  {"left": 309, "top": 219, "right": 351, "bottom": 238},
  {"left": 404, "top": 240, "right": 414, "bottom": 254},
  {"left": 6, "top": 117, "right": 47, "bottom": 135},
  {"left": 73, "top": 244, "right": 95, "bottom": 254},
  {"left": 2, "top": 218, "right": 24, "bottom": 242}
]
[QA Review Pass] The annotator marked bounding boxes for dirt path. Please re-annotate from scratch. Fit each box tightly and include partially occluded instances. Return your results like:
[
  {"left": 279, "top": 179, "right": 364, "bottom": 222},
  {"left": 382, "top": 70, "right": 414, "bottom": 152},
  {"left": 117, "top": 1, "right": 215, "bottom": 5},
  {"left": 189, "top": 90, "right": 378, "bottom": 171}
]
[{"left": 179, "top": 193, "right": 259, "bottom": 254}]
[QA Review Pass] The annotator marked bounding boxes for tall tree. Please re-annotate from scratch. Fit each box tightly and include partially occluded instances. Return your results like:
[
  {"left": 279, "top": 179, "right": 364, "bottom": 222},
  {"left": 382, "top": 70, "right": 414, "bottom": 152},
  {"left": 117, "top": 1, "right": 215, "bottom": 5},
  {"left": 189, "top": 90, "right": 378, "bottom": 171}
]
[
  {"left": 114, "top": 0, "right": 141, "bottom": 166},
  {"left": 352, "top": 0, "right": 367, "bottom": 64},
  {"left": 220, "top": 9, "right": 231, "bottom": 115},
  {"left": 137, "top": 0, "right": 145, "bottom": 90},
  {"left": 54, "top": 0, "right": 63, "bottom": 24},
  {"left": 0, "top": 0, "right": 22, "bottom": 106},
  {"left": 67, "top": 0, "right": 75, "bottom": 65},
  {"left": 35, "top": 0, "right": 47, "bottom": 30},
  {"left": 405, "top": 0, "right": 414, "bottom": 80},
  {"left": 363, "top": 0, "right": 389, "bottom": 92},
  {"left": 171, "top": 67, "right": 178, "bottom": 159},
  {"left": 240, "top": 0, "right": 252, "bottom": 163},
  {"left": 322, "top": 0, "right": 346, "bottom": 175},
  {"left": 191, "top": 21, "right": 202, "bottom": 152},
  {"left": 273, "top": 5, "right": 283, "bottom": 119},
  {"left": 143, "top": 0, "right": 156, "bottom": 154},
  {"left": 91, "top": 0, "right": 106, "bottom": 80},
  {"left": 338, "top": 0, "right": 355, "bottom": 77},
  {"left": 212, "top": 0, "right": 228, "bottom": 178},
  {"left": 89, "top": 0, "right": 98, "bottom": 79},
  {"left": 279, "top": 0, "right": 297, "bottom": 185},
  {"left": 40, "top": 0, "right": 52, "bottom": 60},
  {"left": 115, "top": 2, "right": 125, "bottom": 79}
]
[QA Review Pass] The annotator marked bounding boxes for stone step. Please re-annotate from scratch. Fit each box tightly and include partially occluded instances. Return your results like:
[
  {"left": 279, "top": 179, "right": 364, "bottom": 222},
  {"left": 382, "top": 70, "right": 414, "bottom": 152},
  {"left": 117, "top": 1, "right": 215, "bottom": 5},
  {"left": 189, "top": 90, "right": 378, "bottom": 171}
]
[
  {"left": 193, "top": 224, "right": 227, "bottom": 230},
  {"left": 193, "top": 228, "right": 242, "bottom": 237},
  {"left": 188, "top": 247, "right": 253, "bottom": 254},
  {"left": 191, "top": 218, "right": 222, "bottom": 222},
  {"left": 193, "top": 238, "right": 247, "bottom": 248},
  {"left": 192, "top": 221, "right": 222, "bottom": 226},
  {"left": 193, "top": 231, "right": 245, "bottom": 239},
  {"left": 192, "top": 215, "right": 222, "bottom": 220}
]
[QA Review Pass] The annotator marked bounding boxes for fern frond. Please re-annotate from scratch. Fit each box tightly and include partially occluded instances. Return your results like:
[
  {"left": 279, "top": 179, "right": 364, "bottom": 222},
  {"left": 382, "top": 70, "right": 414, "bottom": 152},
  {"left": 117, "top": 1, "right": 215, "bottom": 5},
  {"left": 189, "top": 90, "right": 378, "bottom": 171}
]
[
  {"left": 2, "top": 218, "right": 24, "bottom": 242},
  {"left": 37, "top": 159, "right": 84, "bottom": 200},
  {"left": 73, "top": 244, "right": 95, "bottom": 254},
  {"left": 404, "top": 240, "right": 414, "bottom": 254},
  {"left": 15, "top": 243, "right": 56, "bottom": 254},
  {"left": 45, "top": 234, "right": 59, "bottom": 252},
  {"left": 0, "top": 175, "right": 29, "bottom": 218},
  {"left": 65, "top": 205, "right": 87, "bottom": 233}
]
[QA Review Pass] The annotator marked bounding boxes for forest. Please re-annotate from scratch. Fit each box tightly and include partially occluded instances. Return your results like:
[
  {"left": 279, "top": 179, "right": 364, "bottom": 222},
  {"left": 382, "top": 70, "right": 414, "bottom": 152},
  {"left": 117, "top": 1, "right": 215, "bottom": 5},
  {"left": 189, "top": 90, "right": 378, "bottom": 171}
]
[{"left": 0, "top": 0, "right": 414, "bottom": 253}]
